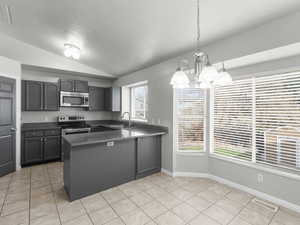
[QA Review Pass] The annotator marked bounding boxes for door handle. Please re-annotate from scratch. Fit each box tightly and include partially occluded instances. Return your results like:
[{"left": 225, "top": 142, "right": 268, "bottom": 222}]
[{"left": 10, "top": 128, "right": 16, "bottom": 132}]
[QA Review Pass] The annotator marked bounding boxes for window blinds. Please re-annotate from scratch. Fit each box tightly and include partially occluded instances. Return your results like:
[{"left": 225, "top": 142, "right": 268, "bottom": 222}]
[
  {"left": 213, "top": 79, "right": 253, "bottom": 161},
  {"left": 213, "top": 72, "right": 300, "bottom": 171},
  {"left": 175, "top": 88, "right": 204, "bottom": 151},
  {"left": 255, "top": 73, "right": 300, "bottom": 170}
]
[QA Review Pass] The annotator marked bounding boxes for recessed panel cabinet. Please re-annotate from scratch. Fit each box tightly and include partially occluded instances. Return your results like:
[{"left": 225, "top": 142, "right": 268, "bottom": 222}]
[
  {"left": 104, "top": 87, "right": 121, "bottom": 112},
  {"left": 89, "top": 86, "right": 105, "bottom": 111},
  {"left": 22, "top": 128, "right": 61, "bottom": 166},
  {"left": 60, "top": 80, "right": 89, "bottom": 93},
  {"left": 22, "top": 80, "right": 59, "bottom": 111},
  {"left": 136, "top": 136, "right": 161, "bottom": 178},
  {"left": 23, "top": 137, "right": 44, "bottom": 164}
]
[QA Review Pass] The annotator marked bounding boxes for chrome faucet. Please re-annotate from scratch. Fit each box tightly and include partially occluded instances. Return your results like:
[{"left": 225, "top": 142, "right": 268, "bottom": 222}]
[{"left": 121, "top": 112, "right": 132, "bottom": 129}]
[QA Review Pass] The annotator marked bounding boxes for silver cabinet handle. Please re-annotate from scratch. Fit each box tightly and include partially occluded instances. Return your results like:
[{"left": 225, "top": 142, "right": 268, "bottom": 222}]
[{"left": 10, "top": 127, "right": 16, "bottom": 132}]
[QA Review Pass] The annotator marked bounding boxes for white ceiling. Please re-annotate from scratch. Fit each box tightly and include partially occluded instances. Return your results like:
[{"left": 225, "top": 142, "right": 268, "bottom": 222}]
[{"left": 1, "top": 0, "right": 300, "bottom": 76}]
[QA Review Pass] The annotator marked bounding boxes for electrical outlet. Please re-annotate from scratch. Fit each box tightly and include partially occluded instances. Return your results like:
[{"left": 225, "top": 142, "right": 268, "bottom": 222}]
[{"left": 257, "top": 173, "right": 264, "bottom": 183}]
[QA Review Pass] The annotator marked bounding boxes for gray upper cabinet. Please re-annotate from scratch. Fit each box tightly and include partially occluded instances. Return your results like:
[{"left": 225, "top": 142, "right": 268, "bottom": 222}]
[
  {"left": 24, "top": 81, "right": 43, "bottom": 111},
  {"left": 74, "top": 80, "right": 89, "bottom": 93},
  {"left": 44, "top": 82, "right": 59, "bottom": 111},
  {"left": 89, "top": 86, "right": 105, "bottom": 111},
  {"left": 60, "top": 79, "right": 89, "bottom": 93},
  {"left": 22, "top": 80, "right": 59, "bottom": 111},
  {"left": 60, "top": 80, "right": 74, "bottom": 92},
  {"left": 104, "top": 87, "right": 121, "bottom": 112}
]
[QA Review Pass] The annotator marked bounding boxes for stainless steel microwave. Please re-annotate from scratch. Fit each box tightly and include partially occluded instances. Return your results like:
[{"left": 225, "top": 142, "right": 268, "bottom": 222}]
[{"left": 60, "top": 91, "right": 89, "bottom": 107}]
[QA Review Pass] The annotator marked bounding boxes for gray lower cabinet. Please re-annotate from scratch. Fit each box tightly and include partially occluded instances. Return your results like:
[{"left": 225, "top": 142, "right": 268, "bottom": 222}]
[
  {"left": 44, "top": 136, "right": 61, "bottom": 160},
  {"left": 64, "top": 139, "right": 136, "bottom": 200},
  {"left": 89, "top": 86, "right": 105, "bottom": 111},
  {"left": 22, "top": 129, "right": 61, "bottom": 166},
  {"left": 23, "top": 137, "right": 44, "bottom": 164},
  {"left": 22, "top": 80, "right": 59, "bottom": 111},
  {"left": 136, "top": 136, "right": 161, "bottom": 178}
]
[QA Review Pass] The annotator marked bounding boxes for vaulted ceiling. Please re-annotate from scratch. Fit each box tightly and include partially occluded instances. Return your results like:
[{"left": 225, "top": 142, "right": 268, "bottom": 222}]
[{"left": 1, "top": 0, "right": 300, "bottom": 76}]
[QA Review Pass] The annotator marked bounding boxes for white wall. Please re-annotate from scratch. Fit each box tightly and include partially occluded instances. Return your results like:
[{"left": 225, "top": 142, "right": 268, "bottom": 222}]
[
  {"left": 0, "top": 56, "right": 22, "bottom": 169},
  {"left": 21, "top": 68, "right": 114, "bottom": 123}
]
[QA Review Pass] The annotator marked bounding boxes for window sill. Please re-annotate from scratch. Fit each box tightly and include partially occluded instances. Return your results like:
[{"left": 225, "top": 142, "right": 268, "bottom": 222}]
[
  {"left": 209, "top": 153, "right": 300, "bottom": 181},
  {"left": 176, "top": 151, "right": 206, "bottom": 156}
]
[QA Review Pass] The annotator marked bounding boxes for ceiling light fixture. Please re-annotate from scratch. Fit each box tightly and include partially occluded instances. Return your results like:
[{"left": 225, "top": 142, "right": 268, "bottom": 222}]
[
  {"left": 170, "top": 0, "right": 232, "bottom": 89},
  {"left": 64, "top": 43, "right": 81, "bottom": 60}
]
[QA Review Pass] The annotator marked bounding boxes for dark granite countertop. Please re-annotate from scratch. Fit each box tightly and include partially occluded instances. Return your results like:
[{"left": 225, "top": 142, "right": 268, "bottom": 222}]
[
  {"left": 21, "top": 122, "right": 61, "bottom": 131},
  {"left": 63, "top": 127, "right": 167, "bottom": 147}
]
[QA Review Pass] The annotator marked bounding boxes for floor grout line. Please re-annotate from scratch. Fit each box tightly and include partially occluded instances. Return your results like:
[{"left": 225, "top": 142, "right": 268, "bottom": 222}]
[
  {"left": 79, "top": 199, "right": 95, "bottom": 225},
  {"left": 0, "top": 174, "right": 13, "bottom": 216},
  {"left": 1, "top": 164, "right": 299, "bottom": 225},
  {"left": 28, "top": 167, "right": 32, "bottom": 225},
  {"left": 46, "top": 163, "right": 63, "bottom": 225}
]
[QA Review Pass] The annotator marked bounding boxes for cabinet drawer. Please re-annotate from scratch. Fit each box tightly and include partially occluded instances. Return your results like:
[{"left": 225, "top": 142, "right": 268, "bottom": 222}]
[
  {"left": 44, "top": 129, "right": 61, "bottom": 136},
  {"left": 24, "top": 131, "right": 44, "bottom": 137}
]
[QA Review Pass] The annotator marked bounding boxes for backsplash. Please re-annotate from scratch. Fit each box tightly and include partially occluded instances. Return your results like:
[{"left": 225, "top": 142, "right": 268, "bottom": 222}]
[{"left": 21, "top": 107, "right": 113, "bottom": 123}]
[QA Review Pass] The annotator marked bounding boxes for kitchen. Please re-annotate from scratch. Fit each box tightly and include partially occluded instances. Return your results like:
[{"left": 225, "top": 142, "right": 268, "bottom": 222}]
[
  {"left": 19, "top": 68, "right": 167, "bottom": 201},
  {"left": 1, "top": 1, "right": 300, "bottom": 225}
]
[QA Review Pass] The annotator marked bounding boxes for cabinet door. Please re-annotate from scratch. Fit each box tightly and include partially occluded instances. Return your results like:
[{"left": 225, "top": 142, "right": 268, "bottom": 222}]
[
  {"left": 104, "top": 87, "right": 121, "bottom": 112},
  {"left": 25, "top": 81, "right": 43, "bottom": 111},
  {"left": 60, "top": 80, "right": 74, "bottom": 92},
  {"left": 137, "top": 136, "right": 161, "bottom": 178},
  {"left": 104, "top": 88, "right": 112, "bottom": 111},
  {"left": 74, "top": 80, "right": 89, "bottom": 93},
  {"left": 21, "top": 80, "right": 26, "bottom": 111},
  {"left": 111, "top": 87, "right": 121, "bottom": 112},
  {"left": 44, "top": 82, "right": 59, "bottom": 111},
  {"left": 23, "top": 137, "right": 43, "bottom": 164},
  {"left": 89, "top": 86, "right": 105, "bottom": 111},
  {"left": 44, "top": 136, "right": 61, "bottom": 160}
]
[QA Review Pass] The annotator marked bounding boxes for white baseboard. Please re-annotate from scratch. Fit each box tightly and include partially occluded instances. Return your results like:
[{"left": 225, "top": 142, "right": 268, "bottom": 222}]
[
  {"left": 164, "top": 170, "right": 300, "bottom": 213},
  {"left": 174, "top": 172, "right": 210, "bottom": 178},
  {"left": 209, "top": 174, "right": 300, "bottom": 214},
  {"left": 161, "top": 168, "right": 174, "bottom": 177}
]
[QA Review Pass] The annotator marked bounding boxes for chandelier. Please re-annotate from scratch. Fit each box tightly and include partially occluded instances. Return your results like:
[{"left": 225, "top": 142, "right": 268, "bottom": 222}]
[{"left": 170, "top": 0, "right": 232, "bottom": 89}]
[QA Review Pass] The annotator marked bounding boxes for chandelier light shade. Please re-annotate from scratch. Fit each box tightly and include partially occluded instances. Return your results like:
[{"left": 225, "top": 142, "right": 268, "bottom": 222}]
[
  {"left": 170, "top": 68, "right": 190, "bottom": 88},
  {"left": 64, "top": 43, "right": 81, "bottom": 60},
  {"left": 170, "top": 0, "right": 233, "bottom": 89},
  {"left": 198, "top": 63, "right": 220, "bottom": 82},
  {"left": 215, "top": 63, "right": 232, "bottom": 86}
]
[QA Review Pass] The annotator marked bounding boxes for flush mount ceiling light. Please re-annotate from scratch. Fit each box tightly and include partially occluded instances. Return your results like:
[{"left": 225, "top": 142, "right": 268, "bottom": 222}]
[
  {"left": 170, "top": 0, "right": 232, "bottom": 89},
  {"left": 64, "top": 43, "right": 81, "bottom": 60}
]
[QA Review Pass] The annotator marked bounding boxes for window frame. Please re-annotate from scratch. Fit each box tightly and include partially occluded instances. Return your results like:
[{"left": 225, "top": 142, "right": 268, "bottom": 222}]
[
  {"left": 173, "top": 88, "right": 207, "bottom": 154},
  {"left": 129, "top": 83, "right": 148, "bottom": 122}
]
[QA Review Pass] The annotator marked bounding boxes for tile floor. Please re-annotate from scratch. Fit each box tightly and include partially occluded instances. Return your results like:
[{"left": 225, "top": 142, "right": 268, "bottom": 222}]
[{"left": 0, "top": 162, "right": 299, "bottom": 225}]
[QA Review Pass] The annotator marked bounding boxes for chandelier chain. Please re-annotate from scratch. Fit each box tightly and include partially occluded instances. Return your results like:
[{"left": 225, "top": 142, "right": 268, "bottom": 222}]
[{"left": 196, "top": 0, "right": 200, "bottom": 52}]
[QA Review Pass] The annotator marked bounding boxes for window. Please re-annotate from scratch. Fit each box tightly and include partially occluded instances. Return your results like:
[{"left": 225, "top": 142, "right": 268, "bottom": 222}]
[
  {"left": 130, "top": 84, "right": 148, "bottom": 120},
  {"left": 212, "top": 72, "right": 300, "bottom": 171},
  {"left": 174, "top": 88, "right": 205, "bottom": 152},
  {"left": 213, "top": 79, "right": 253, "bottom": 161}
]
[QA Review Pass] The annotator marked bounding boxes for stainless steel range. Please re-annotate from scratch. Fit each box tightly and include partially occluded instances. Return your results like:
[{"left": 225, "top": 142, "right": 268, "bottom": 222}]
[
  {"left": 59, "top": 114, "right": 91, "bottom": 160},
  {"left": 59, "top": 115, "right": 91, "bottom": 135}
]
